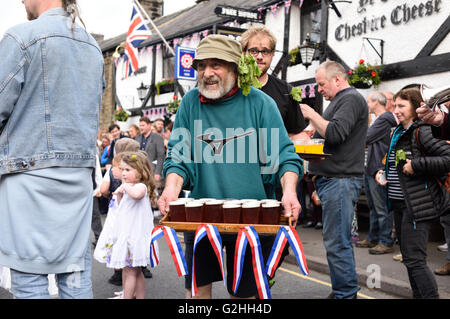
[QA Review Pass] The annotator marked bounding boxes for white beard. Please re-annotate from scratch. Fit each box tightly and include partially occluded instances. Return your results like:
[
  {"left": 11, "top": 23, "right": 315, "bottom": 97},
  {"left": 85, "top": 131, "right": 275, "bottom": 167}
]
[{"left": 198, "top": 74, "right": 236, "bottom": 100}]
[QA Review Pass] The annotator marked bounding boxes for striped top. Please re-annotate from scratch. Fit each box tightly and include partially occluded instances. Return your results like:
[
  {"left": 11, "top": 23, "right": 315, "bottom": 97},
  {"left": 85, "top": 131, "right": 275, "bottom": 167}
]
[{"left": 387, "top": 148, "right": 404, "bottom": 200}]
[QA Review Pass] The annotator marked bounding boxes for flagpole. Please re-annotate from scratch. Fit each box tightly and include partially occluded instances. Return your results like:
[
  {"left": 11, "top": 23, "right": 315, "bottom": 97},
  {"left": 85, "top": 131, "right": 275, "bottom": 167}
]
[{"left": 132, "top": 0, "right": 175, "bottom": 56}]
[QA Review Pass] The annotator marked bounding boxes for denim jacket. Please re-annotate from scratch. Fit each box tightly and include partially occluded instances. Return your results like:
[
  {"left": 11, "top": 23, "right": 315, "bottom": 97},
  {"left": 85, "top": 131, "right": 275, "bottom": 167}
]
[{"left": 0, "top": 8, "right": 105, "bottom": 175}]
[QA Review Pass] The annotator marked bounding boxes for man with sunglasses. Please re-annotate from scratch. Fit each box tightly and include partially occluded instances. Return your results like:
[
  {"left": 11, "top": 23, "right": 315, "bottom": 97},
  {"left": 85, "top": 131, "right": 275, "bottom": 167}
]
[{"left": 241, "top": 26, "right": 307, "bottom": 141}]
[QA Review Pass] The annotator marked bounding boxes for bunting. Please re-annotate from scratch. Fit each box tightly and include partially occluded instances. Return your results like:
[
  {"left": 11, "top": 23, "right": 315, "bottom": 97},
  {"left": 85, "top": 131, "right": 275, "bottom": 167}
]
[
  {"left": 285, "top": 1, "right": 292, "bottom": 14},
  {"left": 270, "top": 4, "right": 278, "bottom": 17}
]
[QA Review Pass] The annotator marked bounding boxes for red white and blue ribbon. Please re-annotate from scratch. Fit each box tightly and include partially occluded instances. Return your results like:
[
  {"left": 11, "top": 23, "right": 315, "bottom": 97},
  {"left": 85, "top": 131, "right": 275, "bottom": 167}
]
[
  {"left": 191, "top": 224, "right": 225, "bottom": 298},
  {"left": 150, "top": 226, "right": 188, "bottom": 277},
  {"left": 266, "top": 226, "right": 309, "bottom": 278},
  {"left": 233, "top": 226, "right": 271, "bottom": 299}
]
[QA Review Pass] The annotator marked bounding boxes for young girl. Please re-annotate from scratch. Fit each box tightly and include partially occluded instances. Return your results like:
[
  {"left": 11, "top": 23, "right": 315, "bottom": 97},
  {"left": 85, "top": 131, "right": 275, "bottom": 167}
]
[{"left": 94, "top": 151, "right": 156, "bottom": 299}]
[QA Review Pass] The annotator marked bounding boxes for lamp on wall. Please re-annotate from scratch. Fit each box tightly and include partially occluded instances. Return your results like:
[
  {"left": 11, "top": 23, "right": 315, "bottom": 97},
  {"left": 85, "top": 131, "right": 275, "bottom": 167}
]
[
  {"left": 137, "top": 82, "right": 150, "bottom": 101},
  {"left": 299, "top": 33, "right": 320, "bottom": 69}
]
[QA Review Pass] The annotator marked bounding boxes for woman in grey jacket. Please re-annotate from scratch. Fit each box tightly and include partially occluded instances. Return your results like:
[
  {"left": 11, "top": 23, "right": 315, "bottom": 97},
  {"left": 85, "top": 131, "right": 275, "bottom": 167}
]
[{"left": 376, "top": 88, "right": 450, "bottom": 299}]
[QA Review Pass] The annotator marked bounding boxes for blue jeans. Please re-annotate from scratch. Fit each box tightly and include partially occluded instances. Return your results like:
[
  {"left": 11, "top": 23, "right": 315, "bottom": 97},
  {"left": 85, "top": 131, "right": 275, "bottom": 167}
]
[
  {"left": 364, "top": 174, "right": 393, "bottom": 246},
  {"left": 10, "top": 241, "right": 93, "bottom": 299},
  {"left": 315, "top": 176, "right": 363, "bottom": 299}
]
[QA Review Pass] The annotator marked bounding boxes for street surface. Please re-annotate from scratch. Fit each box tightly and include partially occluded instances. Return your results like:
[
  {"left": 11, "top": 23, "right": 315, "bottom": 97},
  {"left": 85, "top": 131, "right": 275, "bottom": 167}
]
[{"left": 0, "top": 231, "right": 398, "bottom": 300}]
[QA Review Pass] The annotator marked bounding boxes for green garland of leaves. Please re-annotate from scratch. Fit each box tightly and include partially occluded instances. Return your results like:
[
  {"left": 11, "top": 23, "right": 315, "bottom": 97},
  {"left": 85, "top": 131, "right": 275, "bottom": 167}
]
[
  {"left": 290, "top": 87, "right": 302, "bottom": 102},
  {"left": 238, "top": 54, "right": 262, "bottom": 96},
  {"left": 395, "top": 149, "right": 407, "bottom": 166}
]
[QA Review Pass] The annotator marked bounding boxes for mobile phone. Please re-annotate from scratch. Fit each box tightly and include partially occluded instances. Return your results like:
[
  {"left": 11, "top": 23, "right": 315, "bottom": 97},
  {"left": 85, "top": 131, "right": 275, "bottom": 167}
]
[{"left": 377, "top": 171, "right": 387, "bottom": 184}]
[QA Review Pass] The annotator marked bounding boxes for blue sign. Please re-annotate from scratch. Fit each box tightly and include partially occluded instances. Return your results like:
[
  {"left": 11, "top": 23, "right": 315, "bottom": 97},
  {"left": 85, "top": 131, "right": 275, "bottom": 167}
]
[{"left": 175, "top": 46, "right": 197, "bottom": 81}]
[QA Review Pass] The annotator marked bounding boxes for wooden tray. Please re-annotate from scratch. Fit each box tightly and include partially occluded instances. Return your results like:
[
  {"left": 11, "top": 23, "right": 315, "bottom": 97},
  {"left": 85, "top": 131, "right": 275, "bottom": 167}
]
[
  {"left": 160, "top": 214, "right": 292, "bottom": 235},
  {"left": 297, "top": 152, "right": 331, "bottom": 161}
]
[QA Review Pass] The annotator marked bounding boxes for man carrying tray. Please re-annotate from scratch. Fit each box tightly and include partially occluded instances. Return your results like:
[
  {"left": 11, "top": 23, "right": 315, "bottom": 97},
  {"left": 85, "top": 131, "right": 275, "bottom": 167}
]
[
  {"left": 158, "top": 35, "right": 303, "bottom": 299},
  {"left": 300, "top": 61, "right": 368, "bottom": 299}
]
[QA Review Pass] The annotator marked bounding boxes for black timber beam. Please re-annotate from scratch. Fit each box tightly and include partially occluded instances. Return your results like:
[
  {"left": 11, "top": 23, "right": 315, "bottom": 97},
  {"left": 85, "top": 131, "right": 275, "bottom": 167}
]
[
  {"left": 380, "top": 52, "right": 450, "bottom": 81},
  {"left": 416, "top": 16, "right": 450, "bottom": 58}
]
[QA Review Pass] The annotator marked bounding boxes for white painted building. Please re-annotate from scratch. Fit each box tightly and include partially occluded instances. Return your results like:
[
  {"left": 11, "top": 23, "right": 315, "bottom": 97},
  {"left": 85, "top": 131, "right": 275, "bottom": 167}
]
[{"left": 100, "top": 0, "right": 449, "bottom": 130}]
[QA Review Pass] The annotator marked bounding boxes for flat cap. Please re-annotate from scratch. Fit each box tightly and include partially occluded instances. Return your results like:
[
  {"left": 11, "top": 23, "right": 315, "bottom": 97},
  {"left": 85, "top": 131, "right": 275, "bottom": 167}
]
[{"left": 192, "top": 35, "right": 242, "bottom": 70}]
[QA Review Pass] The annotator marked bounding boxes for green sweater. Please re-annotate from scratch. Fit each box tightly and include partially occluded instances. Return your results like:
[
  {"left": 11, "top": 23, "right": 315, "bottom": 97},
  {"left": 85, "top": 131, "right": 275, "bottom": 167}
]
[{"left": 163, "top": 87, "right": 303, "bottom": 200}]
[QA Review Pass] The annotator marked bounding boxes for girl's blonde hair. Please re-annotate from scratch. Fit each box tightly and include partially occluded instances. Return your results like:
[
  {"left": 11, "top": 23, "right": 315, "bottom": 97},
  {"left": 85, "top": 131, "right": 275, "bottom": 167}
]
[
  {"left": 62, "top": 0, "right": 86, "bottom": 31},
  {"left": 121, "top": 151, "right": 157, "bottom": 205}
]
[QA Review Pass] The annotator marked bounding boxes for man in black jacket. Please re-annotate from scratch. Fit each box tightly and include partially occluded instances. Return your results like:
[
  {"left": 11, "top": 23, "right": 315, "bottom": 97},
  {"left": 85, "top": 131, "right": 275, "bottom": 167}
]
[
  {"left": 300, "top": 61, "right": 368, "bottom": 299},
  {"left": 356, "top": 91, "right": 397, "bottom": 254}
]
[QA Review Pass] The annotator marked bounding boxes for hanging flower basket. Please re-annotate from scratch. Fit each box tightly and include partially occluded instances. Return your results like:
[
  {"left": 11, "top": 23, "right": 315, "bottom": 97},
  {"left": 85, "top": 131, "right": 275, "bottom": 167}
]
[
  {"left": 155, "top": 78, "right": 175, "bottom": 95},
  {"left": 114, "top": 107, "right": 130, "bottom": 122},
  {"left": 348, "top": 60, "right": 382, "bottom": 89},
  {"left": 288, "top": 47, "right": 301, "bottom": 66},
  {"left": 168, "top": 95, "right": 181, "bottom": 114}
]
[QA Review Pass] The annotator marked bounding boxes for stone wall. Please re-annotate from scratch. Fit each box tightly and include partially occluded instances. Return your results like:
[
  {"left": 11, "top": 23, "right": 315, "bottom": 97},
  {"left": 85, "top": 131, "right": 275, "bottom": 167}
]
[{"left": 99, "top": 52, "right": 116, "bottom": 133}]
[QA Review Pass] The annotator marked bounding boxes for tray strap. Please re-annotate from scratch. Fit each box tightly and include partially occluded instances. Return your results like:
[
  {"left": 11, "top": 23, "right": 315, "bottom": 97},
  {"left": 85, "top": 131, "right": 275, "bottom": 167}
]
[
  {"left": 191, "top": 224, "right": 225, "bottom": 298},
  {"left": 266, "top": 226, "right": 309, "bottom": 278},
  {"left": 232, "top": 226, "right": 272, "bottom": 299},
  {"left": 150, "top": 226, "right": 189, "bottom": 277}
]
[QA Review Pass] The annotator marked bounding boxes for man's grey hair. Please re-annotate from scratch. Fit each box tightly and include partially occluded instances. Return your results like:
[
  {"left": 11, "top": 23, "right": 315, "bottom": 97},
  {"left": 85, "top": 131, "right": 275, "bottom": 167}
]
[
  {"left": 316, "top": 61, "right": 348, "bottom": 81},
  {"left": 368, "top": 91, "right": 387, "bottom": 106}
]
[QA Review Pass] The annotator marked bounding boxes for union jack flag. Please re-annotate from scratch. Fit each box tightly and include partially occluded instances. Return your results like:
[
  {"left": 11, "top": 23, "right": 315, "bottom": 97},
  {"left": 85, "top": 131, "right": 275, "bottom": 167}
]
[{"left": 124, "top": 3, "right": 152, "bottom": 79}]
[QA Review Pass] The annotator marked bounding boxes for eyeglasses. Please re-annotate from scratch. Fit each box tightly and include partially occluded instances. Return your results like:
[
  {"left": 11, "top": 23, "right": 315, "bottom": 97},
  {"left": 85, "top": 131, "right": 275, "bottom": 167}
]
[{"left": 247, "top": 48, "right": 274, "bottom": 57}]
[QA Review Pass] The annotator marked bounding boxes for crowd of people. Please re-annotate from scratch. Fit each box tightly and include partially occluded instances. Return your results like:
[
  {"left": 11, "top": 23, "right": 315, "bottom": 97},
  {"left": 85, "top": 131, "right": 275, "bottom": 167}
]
[{"left": 0, "top": 0, "right": 449, "bottom": 300}]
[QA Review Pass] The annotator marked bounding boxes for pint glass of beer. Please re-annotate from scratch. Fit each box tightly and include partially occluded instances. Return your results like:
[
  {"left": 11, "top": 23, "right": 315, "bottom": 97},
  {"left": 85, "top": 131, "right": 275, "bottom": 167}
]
[
  {"left": 241, "top": 201, "right": 261, "bottom": 224},
  {"left": 205, "top": 200, "right": 224, "bottom": 223},
  {"left": 185, "top": 200, "right": 205, "bottom": 222},
  {"left": 223, "top": 203, "right": 241, "bottom": 224},
  {"left": 261, "top": 201, "right": 282, "bottom": 225},
  {"left": 169, "top": 200, "right": 186, "bottom": 222}
]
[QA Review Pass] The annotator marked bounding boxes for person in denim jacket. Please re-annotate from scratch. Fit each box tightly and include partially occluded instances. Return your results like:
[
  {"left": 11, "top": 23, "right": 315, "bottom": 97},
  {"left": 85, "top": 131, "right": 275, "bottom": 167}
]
[{"left": 0, "top": 0, "right": 104, "bottom": 299}]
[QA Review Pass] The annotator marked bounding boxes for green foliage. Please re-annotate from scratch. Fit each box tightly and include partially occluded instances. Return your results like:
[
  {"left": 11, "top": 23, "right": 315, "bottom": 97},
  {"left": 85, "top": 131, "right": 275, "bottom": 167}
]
[
  {"left": 290, "top": 87, "right": 302, "bottom": 102},
  {"left": 155, "top": 78, "right": 175, "bottom": 95},
  {"left": 168, "top": 95, "right": 181, "bottom": 114},
  {"left": 395, "top": 149, "right": 407, "bottom": 166},
  {"left": 347, "top": 59, "right": 382, "bottom": 89},
  {"left": 114, "top": 107, "right": 129, "bottom": 122},
  {"left": 238, "top": 54, "right": 262, "bottom": 96},
  {"left": 289, "top": 47, "right": 299, "bottom": 64}
]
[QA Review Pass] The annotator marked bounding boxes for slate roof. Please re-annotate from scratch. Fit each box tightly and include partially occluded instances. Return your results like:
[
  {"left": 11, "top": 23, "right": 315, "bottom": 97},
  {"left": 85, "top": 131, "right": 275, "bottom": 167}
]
[{"left": 99, "top": 0, "right": 275, "bottom": 52}]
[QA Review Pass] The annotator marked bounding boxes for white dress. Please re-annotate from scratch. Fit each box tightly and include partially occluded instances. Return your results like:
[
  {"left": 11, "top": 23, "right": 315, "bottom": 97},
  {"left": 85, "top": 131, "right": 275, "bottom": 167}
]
[{"left": 94, "top": 184, "right": 154, "bottom": 269}]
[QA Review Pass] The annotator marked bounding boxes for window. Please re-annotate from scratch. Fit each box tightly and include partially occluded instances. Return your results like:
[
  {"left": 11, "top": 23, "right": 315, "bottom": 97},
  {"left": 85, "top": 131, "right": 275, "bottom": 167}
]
[
  {"left": 300, "top": 1, "right": 322, "bottom": 43},
  {"left": 163, "top": 52, "right": 174, "bottom": 79}
]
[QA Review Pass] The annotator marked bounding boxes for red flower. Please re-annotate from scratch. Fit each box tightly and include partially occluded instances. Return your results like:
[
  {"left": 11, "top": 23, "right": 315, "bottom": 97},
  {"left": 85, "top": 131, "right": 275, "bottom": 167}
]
[
  {"left": 371, "top": 71, "right": 377, "bottom": 77},
  {"left": 359, "top": 59, "right": 365, "bottom": 64}
]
